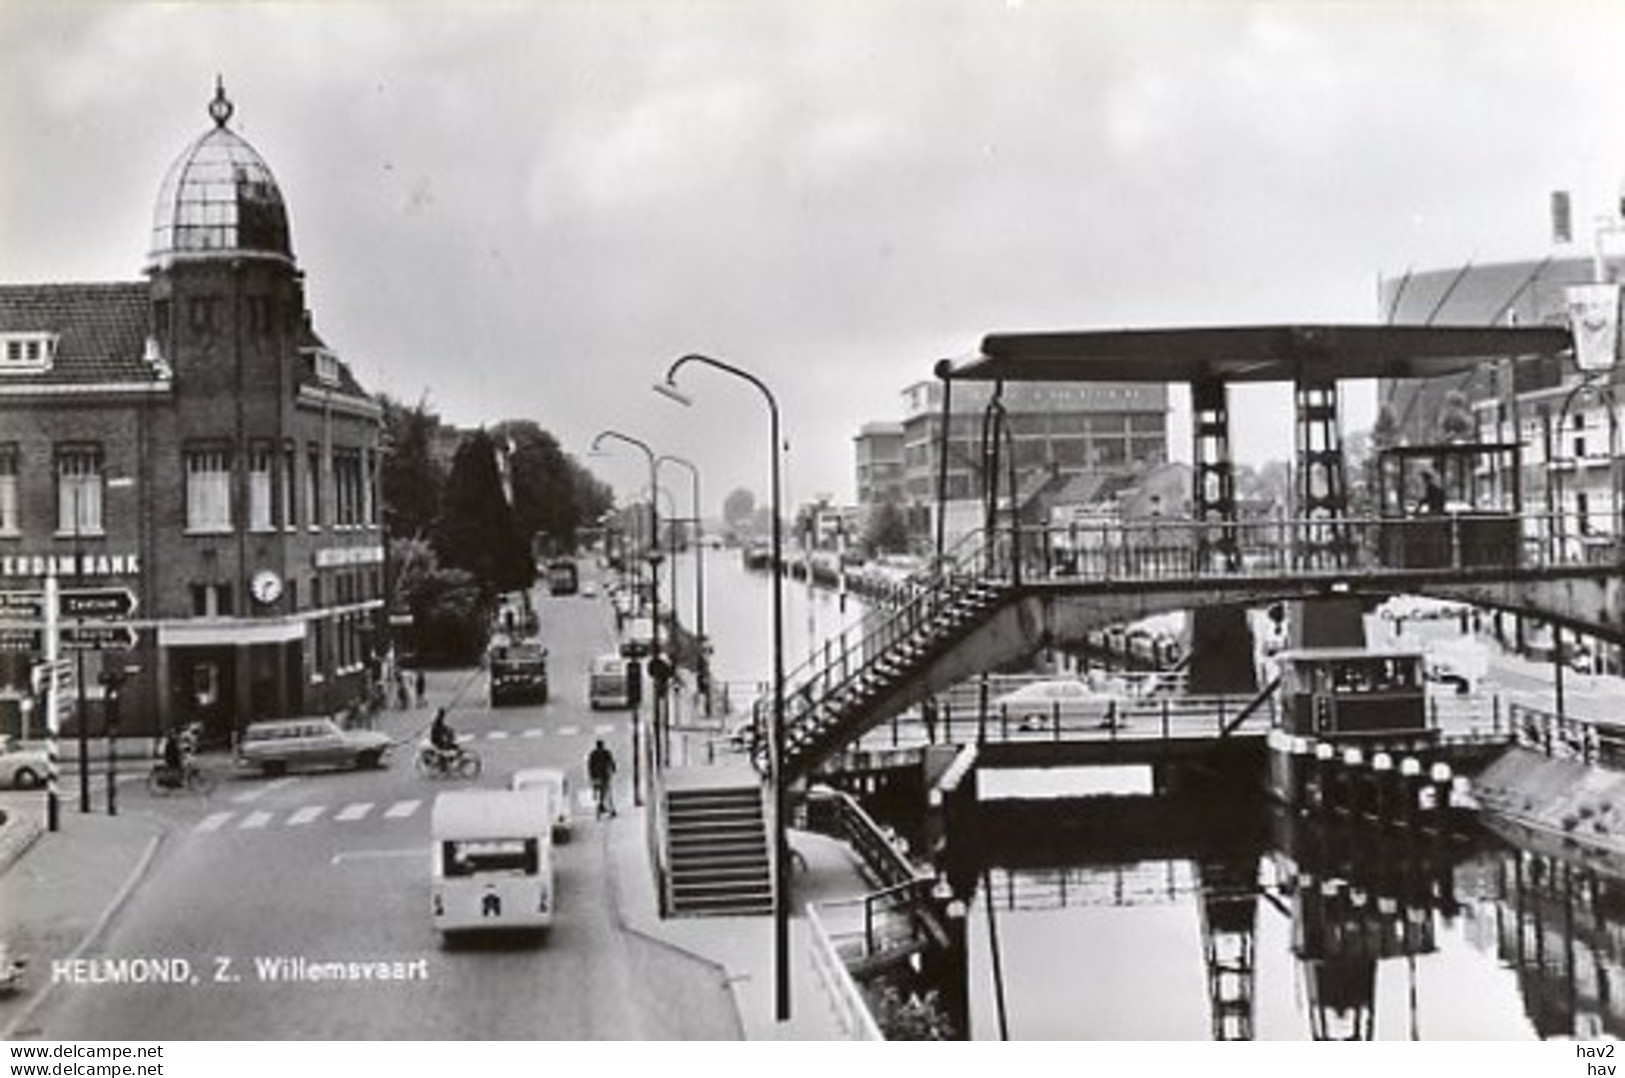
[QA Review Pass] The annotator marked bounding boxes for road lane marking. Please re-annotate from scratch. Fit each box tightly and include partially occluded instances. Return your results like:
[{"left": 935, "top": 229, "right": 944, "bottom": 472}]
[
  {"left": 331, "top": 847, "right": 427, "bottom": 866},
  {"left": 593, "top": 724, "right": 614, "bottom": 734},
  {"left": 521, "top": 729, "right": 543, "bottom": 738},
  {"left": 383, "top": 799, "right": 420, "bottom": 819},
  {"left": 487, "top": 730, "right": 510, "bottom": 740},
  {"left": 557, "top": 725, "right": 580, "bottom": 736},
  {"left": 334, "top": 802, "right": 373, "bottom": 822},
  {"left": 240, "top": 810, "right": 273, "bottom": 830},
  {"left": 195, "top": 812, "right": 233, "bottom": 833},
  {"left": 231, "top": 776, "right": 297, "bottom": 804},
  {"left": 286, "top": 805, "right": 325, "bottom": 826}
]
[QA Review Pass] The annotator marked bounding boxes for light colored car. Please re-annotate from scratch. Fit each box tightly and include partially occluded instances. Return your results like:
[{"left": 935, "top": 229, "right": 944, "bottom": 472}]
[
  {"left": 510, "top": 767, "right": 573, "bottom": 843},
  {"left": 238, "top": 718, "right": 392, "bottom": 776},
  {"left": 580, "top": 581, "right": 600, "bottom": 599},
  {"left": 992, "top": 678, "right": 1124, "bottom": 729},
  {"left": 0, "top": 737, "right": 49, "bottom": 789}
]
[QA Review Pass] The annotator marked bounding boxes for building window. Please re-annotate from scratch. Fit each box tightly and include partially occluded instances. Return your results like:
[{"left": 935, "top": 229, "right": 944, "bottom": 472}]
[
  {"left": 188, "top": 296, "right": 218, "bottom": 334},
  {"left": 185, "top": 446, "right": 233, "bottom": 533},
  {"left": 189, "top": 583, "right": 234, "bottom": 617},
  {"left": 0, "top": 445, "right": 16, "bottom": 535},
  {"left": 306, "top": 445, "right": 323, "bottom": 529},
  {"left": 362, "top": 449, "right": 377, "bottom": 526},
  {"left": 248, "top": 444, "right": 274, "bottom": 532},
  {"left": 56, "top": 446, "right": 103, "bottom": 535},
  {"left": 333, "top": 448, "right": 362, "bottom": 527},
  {"left": 1, "top": 333, "right": 59, "bottom": 374},
  {"left": 282, "top": 444, "right": 298, "bottom": 529}
]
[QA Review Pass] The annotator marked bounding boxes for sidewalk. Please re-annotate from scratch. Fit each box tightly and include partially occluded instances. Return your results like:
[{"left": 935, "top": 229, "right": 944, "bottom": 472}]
[
  {"left": 0, "top": 803, "right": 166, "bottom": 1041},
  {"left": 604, "top": 793, "right": 878, "bottom": 1040}
]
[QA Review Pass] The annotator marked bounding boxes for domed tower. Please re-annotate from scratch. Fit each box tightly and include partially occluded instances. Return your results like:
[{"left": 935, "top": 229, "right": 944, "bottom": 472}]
[
  {"left": 140, "top": 81, "right": 382, "bottom": 738},
  {"left": 146, "top": 77, "right": 305, "bottom": 384}
]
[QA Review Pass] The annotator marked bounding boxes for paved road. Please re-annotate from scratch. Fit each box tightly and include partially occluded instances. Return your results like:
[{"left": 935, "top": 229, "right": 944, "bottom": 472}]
[{"left": 22, "top": 575, "right": 739, "bottom": 1040}]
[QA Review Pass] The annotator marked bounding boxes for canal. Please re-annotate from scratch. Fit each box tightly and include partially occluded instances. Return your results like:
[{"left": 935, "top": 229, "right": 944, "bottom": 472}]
[{"left": 690, "top": 546, "right": 1622, "bottom": 1040}]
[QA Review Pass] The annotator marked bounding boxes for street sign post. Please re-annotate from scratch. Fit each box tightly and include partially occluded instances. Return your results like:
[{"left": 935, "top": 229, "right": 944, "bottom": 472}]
[
  {"left": 60, "top": 625, "right": 138, "bottom": 651},
  {"left": 60, "top": 588, "right": 138, "bottom": 619}
]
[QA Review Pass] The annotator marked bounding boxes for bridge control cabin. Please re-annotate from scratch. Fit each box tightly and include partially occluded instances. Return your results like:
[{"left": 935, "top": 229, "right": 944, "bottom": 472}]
[
  {"left": 1375, "top": 442, "right": 1524, "bottom": 570},
  {"left": 1276, "top": 647, "right": 1432, "bottom": 742}
]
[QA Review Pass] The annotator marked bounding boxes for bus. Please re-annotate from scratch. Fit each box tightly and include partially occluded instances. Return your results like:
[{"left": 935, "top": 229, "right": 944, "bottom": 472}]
[
  {"left": 489, "top": 637, "right": 549, "bottom": 706},
  {"left": 431, "top": 790, "right": 554, "bottom": 937},
  {"left": 546, "top": 558, "right": 579, "bottom": 596}
]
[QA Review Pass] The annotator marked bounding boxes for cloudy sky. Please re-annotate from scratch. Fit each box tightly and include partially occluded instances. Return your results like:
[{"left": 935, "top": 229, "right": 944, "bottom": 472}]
[{"left": 5, "top": 1, "right": 1624, "bottom": 512}]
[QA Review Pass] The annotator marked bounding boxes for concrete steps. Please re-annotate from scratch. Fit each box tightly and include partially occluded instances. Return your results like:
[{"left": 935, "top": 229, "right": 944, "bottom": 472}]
[{"left": 664, "top": 784, "right": 773, "bottom": 916}]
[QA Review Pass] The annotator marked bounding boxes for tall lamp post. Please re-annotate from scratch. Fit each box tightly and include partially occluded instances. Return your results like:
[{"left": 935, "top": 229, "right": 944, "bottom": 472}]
[
  {"left": 657, "top": 455, "right": 708, "bottom": 716},
  {"left": 656, "top": 353, "right": 789, "bottom": 1023},
  {"left": 592, "top": 430, "right": 662, "bottom": 789}
]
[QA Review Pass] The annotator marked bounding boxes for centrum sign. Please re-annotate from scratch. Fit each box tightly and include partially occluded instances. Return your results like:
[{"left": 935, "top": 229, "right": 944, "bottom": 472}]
[{"left": 60, "top": 588, "right": 138, "bottom": 619}]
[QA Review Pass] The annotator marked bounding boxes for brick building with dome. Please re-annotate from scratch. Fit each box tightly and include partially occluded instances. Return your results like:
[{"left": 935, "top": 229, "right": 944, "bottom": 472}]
[{"left": 0, "top": 82, "right": 384, "bottom": 742}]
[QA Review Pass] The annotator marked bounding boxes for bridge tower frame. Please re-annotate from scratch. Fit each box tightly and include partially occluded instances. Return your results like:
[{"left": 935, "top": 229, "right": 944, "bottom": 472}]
[
  {"left": 1294, "top": 377, "right": 1353, "bottom": 568},
  {"left": 1191, "top": 377, "right": 1240, "bottom": 571}
]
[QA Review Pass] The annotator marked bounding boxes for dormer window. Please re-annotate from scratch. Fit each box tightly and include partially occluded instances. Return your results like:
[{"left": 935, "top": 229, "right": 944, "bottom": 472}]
[
  {"left": 308, "top": 348, "right": 341, "bottom": 386},
  {"left": 1, "top": 333, "right": 59, "bottom": 373}
]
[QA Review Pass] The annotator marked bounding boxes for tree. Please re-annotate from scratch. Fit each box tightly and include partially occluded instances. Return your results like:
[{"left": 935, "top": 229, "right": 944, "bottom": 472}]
[
  {"left": 863, "top": 501, "right": 909, "bottom": 556},
  {"left": 1371, "top": 402, "right": 1400, "bottom": 450},
  {"left": 493, "top": 420, "right": 614, "bottom": 555},
  {"left": 378, "top": 393, "right": 447, "bottom": 541},
  {"left": 1438, "top": 389, "right": 1476, "bottom": 443},
  {"left": 722, "top": 487, "right": 756, "bottom": 530},
  {"left": 430, "top": 429, "right": 535, "bottom": 594}
]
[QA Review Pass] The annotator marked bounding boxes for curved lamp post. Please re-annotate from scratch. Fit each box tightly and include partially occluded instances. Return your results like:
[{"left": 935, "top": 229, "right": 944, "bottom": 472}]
[
  {"left": 657, "top": 454, "right": 708, "bottom": 716},
  {"left": 591, "top": 429, "right": 661, "bottom": 794},
  {"left": 656, "top": 353, "right": 788, "bottom": 1023}
]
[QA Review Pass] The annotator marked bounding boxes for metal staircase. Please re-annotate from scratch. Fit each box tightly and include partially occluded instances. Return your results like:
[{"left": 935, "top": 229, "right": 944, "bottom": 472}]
[{"left": 771, "top": 535, "right": 1012, "bottom": 784}]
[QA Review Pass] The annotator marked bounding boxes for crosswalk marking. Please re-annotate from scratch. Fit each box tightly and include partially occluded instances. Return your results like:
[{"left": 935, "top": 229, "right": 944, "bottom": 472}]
[
  {"left": 557, "top": 725, "right": 580, "bottom": 736},
  {"left": 487, "top": 730, "right": 510, "bottom": 740},
  {"left": 287, "top": 805, "right": 325, "bottom": 826},
  {"left": 232, "top": 776, "right": 297, "bottom": 805},
  {"left": 334, "top": 802, "right": 373, "bottom": 822},
  {"left": 196, "top": 812, "right": 232, "bottom": 833},
  {"left": 383, "top": 799, "right": 420, "bottom": 819},
  {"left": 240, "top": 810, "right": 273, "bottom": 830},
  {"left": 521, "top": 729, "right": 543, "bottom": 739},
  {"left": 592, "top": 724, "right": 614, "bottom": 735}
]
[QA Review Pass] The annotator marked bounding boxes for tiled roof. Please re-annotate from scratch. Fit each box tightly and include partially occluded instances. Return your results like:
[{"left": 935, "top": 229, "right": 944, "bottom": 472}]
[{"left": 0, "top": 282, "right": 162, "bottom": 386}]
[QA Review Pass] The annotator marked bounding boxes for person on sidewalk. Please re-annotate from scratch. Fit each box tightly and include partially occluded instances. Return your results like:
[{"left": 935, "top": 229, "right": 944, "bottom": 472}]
[
  {"left": 587, "top": 740, "right": 617, "bottom": 819},
  {"left": 414, "top": 668, "right": 427, "bottom": 708}
]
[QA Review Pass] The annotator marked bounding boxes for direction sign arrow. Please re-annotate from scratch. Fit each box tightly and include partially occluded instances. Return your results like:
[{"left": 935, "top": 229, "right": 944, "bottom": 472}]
[
  {"left": 60, "top": 589, "right": 138, "bottom": 619},
  {"left": 60, "top": 624, "right": 137, "bottom": 651},
  {"left": 0, "top": 627, "right": 43, "bottom": 653},
  {"left": 0, "top": 591, "right": 44, "bottom": 619}
]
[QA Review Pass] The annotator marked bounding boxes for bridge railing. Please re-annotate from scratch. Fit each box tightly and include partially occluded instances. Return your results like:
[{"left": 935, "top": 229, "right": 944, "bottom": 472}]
[
  {"left": 979, "top": 511, "right": 1617, "bottom": 584},
  {"left": 1508, "top": 702, "right": 1625, "bottom": 769}
]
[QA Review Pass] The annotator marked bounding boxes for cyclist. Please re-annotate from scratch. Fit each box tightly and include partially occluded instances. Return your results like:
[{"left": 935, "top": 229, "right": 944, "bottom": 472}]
[
  {"left": 156, "top": 730, "right": 187, "bottom": 788},
  {"left": 587, "top": 740, "right": 617, "bottom": 819},
  {"left": 428, "top": 707, "right": 459, "bottom": 772}
]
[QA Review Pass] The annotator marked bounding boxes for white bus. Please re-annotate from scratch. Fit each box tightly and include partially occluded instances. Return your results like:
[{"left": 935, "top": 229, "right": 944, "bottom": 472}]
[{"left": 431, "top": 790, "right": 555, "bottom": 937}]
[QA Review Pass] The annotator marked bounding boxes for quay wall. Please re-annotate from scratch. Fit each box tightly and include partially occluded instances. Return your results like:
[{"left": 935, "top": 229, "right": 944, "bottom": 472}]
[{"left": 1473, "top": 748, "right": 1625, "bottom": 852}]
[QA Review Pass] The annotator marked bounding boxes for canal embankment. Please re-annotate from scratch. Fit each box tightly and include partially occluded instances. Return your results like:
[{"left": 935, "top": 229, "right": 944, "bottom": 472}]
[{"left": 1473, "top": 746, "right": 1625, "bottom": 855}]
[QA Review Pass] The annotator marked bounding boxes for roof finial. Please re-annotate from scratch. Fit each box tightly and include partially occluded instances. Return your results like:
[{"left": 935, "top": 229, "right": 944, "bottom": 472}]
[{"left": 208, "top": 75, "right": 234, "bottom": 128}]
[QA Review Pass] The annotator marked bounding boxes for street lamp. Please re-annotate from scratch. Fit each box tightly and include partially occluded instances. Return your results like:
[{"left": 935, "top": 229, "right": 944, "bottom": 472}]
[
  {"left": 591, "top": 430, "right": 662, "bottom": 791},
  {"left": 657, "top": 455, "right": 709, "bottom": 716},
  {"left": 657, "top": 353, "right": 789, "bottom": 1023}
]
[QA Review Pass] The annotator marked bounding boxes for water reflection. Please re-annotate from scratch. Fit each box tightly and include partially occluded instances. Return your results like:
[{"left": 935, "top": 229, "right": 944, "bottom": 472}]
[{"left": 961, "top": 805, "right": 1625, "bottom": 1040}]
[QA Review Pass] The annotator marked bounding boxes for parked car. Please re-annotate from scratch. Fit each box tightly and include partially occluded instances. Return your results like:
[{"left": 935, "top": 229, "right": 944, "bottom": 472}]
[
  {"left": 992, "top": 678, "right": 1124, "bottom": 729},
  {"left": 0, "top": 737, "right": 48, "bottom": 789},
  {"left": 510, "top": 767, "right": 573, "bottom": 844},
  {"left": 238, "top": 718, "right": 392, "bottom": 776}
]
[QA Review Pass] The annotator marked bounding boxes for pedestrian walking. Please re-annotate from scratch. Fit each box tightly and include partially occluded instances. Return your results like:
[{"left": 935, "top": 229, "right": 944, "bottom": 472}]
[
  {"left": 394, "top": 670, "right": 410, "bottom": 711},
  {"left": 587, "top": 740, "right": 617, "bottom": 819},
  {"left": 414, "top": 668, "right": 427, "bottom": 708}
]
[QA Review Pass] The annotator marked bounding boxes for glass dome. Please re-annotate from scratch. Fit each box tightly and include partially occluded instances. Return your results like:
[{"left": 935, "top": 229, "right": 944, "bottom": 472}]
[{"left": 148, "top": 85, "right": 293, "bottom": 269}]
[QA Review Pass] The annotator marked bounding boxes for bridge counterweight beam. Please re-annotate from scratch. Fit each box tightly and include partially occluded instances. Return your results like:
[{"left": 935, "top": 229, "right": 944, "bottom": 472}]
[
  {"left": 1294, "top": 378, "right": 1352, "bottom": 569},
  {"left": 1191, "top": 377, "right": 1239, "bottom": 571}
]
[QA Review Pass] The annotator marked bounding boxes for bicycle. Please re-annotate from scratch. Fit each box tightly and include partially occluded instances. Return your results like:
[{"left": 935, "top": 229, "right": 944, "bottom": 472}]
[
  {"left": 415, "top": 742, "right": 481, "bottom": 779},
  {"left": 147, "top": 761, "right": 216, "bottom": 796}
]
